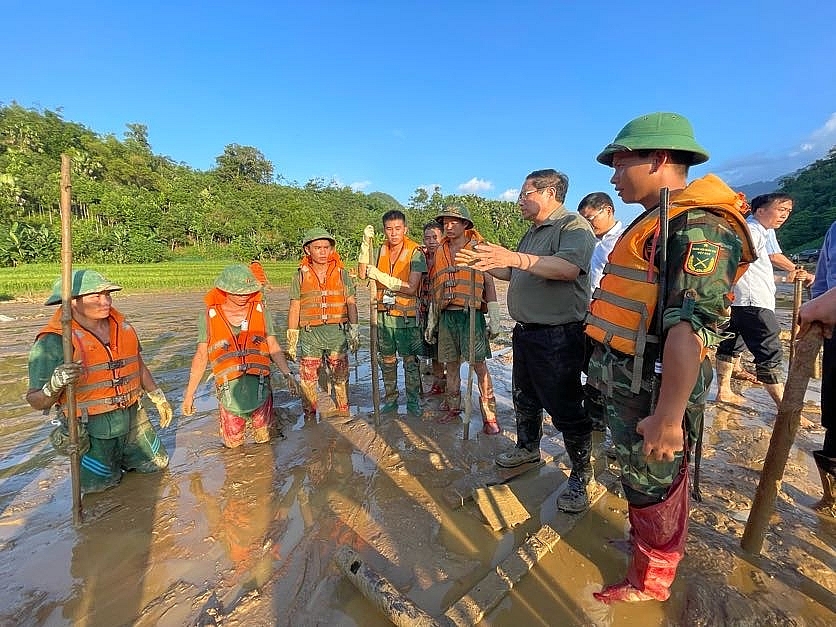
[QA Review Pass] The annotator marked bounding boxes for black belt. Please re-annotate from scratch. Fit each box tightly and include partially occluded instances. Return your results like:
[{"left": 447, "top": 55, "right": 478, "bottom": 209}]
[
  {"left": 515, "top": 320, "right": 582, "bottom": 331},
  {"left": 515, "top": 321, "right": 557, "bottom": 331}
]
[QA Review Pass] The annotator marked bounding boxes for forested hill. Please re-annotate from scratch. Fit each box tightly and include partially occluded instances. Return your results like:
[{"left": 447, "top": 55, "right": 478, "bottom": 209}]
[
  {"left": 2, "top": 103, "right": 834, "bottom": 267},
  {"left": 771, "top": 147, "right": 836, "bottom": 252},
  {"left": 0, "top": 103, "right": 527, "bottom": 266}
]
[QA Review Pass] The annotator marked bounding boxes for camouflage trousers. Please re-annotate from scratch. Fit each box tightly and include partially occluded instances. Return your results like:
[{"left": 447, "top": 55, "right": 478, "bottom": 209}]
[{"left": 590, "top": 344, "right": 711, "bottom": 506}]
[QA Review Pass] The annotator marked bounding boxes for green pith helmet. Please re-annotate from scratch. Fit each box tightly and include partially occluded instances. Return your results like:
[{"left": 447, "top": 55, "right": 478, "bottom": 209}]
[
  {"left": 214, "top": 263, "right": 261, "bottom": 295},
  {"left": 302, "top": 227, "right": 336, "bottom": 247},
  {"left": 435, "top": 204, "right": 474, "bottom": 229},
  {"left": 596, "top": 112, "right": 710, "bottom": 166},
  {"left": 44, "top": 269, "right": 122, "bottom": 305}
]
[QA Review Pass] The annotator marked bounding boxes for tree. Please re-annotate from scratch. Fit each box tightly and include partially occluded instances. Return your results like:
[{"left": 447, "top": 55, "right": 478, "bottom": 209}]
[{"left": 213, "top": 144, "right": 274, "bottom": 184}]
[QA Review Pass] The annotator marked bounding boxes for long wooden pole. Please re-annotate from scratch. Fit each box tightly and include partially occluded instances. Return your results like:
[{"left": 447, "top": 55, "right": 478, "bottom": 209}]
[
  {"left": 366, "top": 232, "right": 381, "bottom": 427},
  {"left": 463, "top": 268, "right": 476, "bottom": 440},
  {"left": 789, "top": 266, "right": 804, "bottom": 366},
  {"left": 741, "top": 324, "right": 823, "bottom": 553},
  {"left": 60, "top": 154, "right": 83, "bottom": 525}
]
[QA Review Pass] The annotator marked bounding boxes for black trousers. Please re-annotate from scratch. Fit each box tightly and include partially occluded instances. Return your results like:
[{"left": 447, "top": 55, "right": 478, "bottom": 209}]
[{"left": 512, "top": 321, "right": 591, "bottom": 451}]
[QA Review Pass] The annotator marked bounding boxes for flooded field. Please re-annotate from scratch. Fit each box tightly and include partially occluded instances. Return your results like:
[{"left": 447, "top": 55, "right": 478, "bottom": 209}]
[{"left": 0, "top": 288, "right": 833, "bottom": 626}]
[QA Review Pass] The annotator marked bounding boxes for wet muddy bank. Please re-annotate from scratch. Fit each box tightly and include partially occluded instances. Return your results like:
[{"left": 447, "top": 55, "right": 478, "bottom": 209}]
[{"left": 0, "top": 289, "right": 833, "bottom": 626}]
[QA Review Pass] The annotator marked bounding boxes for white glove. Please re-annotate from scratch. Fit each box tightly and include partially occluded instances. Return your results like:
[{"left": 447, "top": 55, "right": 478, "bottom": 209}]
[
  {"left": 359, "top": 225, "right": 375, "bottom": 265},
  {"left": 424, "top": 302, "right": 438, "bottom": 344},
  {"left": 43, "top": 362, "right": 82, "bottom": 397},
  {"left": 348, "top": 323, "right": 360, "bottom": 353},
  {"left": 286, "top": 329, "right": 299, "bottom": 361},
  {"left": 486, "top": 301, "right": 502, "bottom": 339},
  {"left": 147, "top": 388, "right": 173, "bottom": 428},
  {"left": 366, "top": 265, "right": 406, "bottom": 291}
]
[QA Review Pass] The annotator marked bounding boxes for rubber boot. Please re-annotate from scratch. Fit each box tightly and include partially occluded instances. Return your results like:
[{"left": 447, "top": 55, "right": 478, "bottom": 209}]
[
  {"left": 558, "top": 430, "right": 595, "bottom": 512},
  {"left": 299, "top": 357, "right": 321, "bottom": 421},
  {"left": 404, "top": 356, "right": 423, "bottom": 417},
  {"left": 328, "top": 354, "right": 350, "bottom": 416},
  {"left": 595, "top": 468, "right": 689, "bottom": 603},
  {"left": 380, "top": 360, "right": 399, "bottom": 414},
  {"left": 812, "top": 451, "right": 836, "bottom": 517},
  {"left": 480, "top": 396, "right": 500, "bottom": 435}
]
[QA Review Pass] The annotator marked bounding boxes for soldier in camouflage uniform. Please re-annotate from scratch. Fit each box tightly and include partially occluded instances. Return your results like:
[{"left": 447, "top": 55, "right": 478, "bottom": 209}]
[{"left": 585, "top": 113, "right": 755, "bottom": 603}]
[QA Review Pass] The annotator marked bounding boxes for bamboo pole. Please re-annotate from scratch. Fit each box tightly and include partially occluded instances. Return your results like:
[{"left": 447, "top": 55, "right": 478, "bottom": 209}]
[
  {"left": 463, "top": 268, "right": 476, "bottom": 440},
  {"left": 60, "top": 154, "right": 83, "bottom": 525},
  {"left": 788, "top": 266, "right": 804, "bottom": 366},
  {"left": 741, "top": 324, "right": 823, "bottom": 553},
  {"left": 334, "top": 546, "right": 443, "bottom": 626}
]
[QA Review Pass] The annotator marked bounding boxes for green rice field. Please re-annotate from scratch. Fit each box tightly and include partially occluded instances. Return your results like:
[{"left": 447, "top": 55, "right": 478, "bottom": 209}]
[{"left": 0, "top": 261, "right": 306, "bottom": 301}]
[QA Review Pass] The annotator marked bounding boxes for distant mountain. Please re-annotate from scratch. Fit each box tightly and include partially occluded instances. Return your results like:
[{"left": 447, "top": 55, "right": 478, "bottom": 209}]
[{"left": 734, "top": 179, "right": 779, "bottom": 201}]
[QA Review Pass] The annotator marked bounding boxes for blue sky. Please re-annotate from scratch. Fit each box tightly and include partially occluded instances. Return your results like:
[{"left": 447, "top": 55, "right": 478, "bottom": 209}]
[{"left": 4, "top": 1, "right": 836, "bottom": 224}]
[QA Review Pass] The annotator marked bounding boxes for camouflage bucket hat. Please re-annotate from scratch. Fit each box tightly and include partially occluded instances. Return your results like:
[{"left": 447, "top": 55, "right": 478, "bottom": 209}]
[
  {"left": 45, "top": 269, "right": 122, "bottom": 305},
  {"left": 49, "top": 422, "right": 91, "bottom": 457},
  {"left": 302, "top": 227, "right": 336, "bottom": 247},
  {"left": 435, "top": 204, "right": 474, "bottom": 229},
  {"left": 596, "top": 112, "right": 709, "bottom": 166},
  {"left": 214, "top": 263, "right": 261, "bottom": 295}
]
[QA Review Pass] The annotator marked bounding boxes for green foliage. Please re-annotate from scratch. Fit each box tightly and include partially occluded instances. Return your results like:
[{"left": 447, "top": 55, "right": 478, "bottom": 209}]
[
  {"left": 0, "top": 103, "right": 562, "bottom": 270},
  {"left": 776, "top": 147, "right": 836, "bottom": 252}
]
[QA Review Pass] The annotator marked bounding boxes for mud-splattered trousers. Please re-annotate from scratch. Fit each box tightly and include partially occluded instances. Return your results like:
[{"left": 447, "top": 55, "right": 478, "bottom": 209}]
[
  {"left": 298, "top": 323, "right": 351, "bottom": 418},
  {"left": 512, "top": 321, "right": 592, "bottom": 484}
]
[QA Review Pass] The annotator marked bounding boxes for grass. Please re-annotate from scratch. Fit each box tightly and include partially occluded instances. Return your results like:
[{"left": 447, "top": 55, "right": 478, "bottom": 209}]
[{"left": 0, "top": 261, "right": 307, "bottom": 301}]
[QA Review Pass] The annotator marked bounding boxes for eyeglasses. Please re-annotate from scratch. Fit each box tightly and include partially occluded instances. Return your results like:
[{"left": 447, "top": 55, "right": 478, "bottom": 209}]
[
  {"left": 582, "top": 208, "right": 606, "bottom": 223},
  {"left": 518, "top": 186, "right": 551, "bottom": 201}
]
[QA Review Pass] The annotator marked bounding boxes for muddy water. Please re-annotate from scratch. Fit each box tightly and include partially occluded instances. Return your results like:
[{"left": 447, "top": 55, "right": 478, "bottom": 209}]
[{"left": 0, "top": 290, "right": 834, "bottom": 626}]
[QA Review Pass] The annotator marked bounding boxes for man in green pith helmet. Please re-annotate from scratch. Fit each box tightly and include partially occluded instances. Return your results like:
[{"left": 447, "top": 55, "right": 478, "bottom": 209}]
[
  {"left": 182, "top": 263, "right": 298, "bottom": 448},
  {"left": 428, "top": 204, "right": 502, "bottom": 434},
  {"left": 26, "top": 269, "right": 171, "bottom": 494},
  {"left": 286, "top": 228, "right": 359, "bottom": 420},
  {"left": 358, "top": 210, "right": 427, "bottom": 417},
  {"left": 585, "top": 112, "right": 756, "bottom": 602}
]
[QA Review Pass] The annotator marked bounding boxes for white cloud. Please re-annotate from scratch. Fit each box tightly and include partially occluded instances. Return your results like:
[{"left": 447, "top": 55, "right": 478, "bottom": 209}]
[
  {"left": 499, "top": 188, "right": 519, "bottom": 202},
  {"left": 350, "top": 180, "right": 371, "bottom": 191},
  {"left": 718, "top": 112, "right": 836, "bottom": 184},
  {"left": 457, "top": 177, "right": 494, "bottom": 194}
]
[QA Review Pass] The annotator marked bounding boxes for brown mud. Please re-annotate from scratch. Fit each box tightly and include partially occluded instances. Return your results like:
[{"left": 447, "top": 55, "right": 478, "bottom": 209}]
[{"left": 0, "top": 288, "right": 833, "bottom": 626}]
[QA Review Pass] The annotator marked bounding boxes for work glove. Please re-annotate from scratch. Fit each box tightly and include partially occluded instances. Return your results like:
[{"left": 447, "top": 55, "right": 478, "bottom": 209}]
[
  {"left": 147, "top": 388, "right": 173, "bottom": 428},
  {"left": 424, "top": 302, "right": 438, "bottom": 344},
  {"left": 42, "top": 361, "right": 82, "bottom": 398},
  {"left": 359, "top": 225, "right": 375, "bottom": 265},
  {"left": 366, "top": 265, "right": 406, "bottom": 291},
  {"left": 286, "top": 328, "right": 300, "bottom": 362},
  {"left": 348, "top": 323, "right": 360, "bottom": 353},
  {"left": 486, "top": 301, "right": 502, "bottom": 339}
]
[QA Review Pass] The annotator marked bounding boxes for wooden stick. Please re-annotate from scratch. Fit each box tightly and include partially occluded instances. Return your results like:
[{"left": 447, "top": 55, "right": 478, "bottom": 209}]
[
  {"left": 741, "top": 324, "right": 823, "bottom": 553},
  {"left": 60, "top": 154, "right": 83, "bottom": 525},
  {"left": 463, "top": 268, "right": 476, "bottom": 440},
  {"left": 366, "top": 239, "right": 381, "bottom": 427},
  {"left": 789, "top": 266, "right": 804, "bottom": 366},
  {"left": 335, "top": 546, "right": 443, "bottom": 626}
]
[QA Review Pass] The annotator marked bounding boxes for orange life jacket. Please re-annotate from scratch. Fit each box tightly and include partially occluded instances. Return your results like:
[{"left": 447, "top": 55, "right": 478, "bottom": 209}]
[
  {"left": 37, "top": 307, "right": 143, "bottom": 419},
  {"left": 297, "top": 258, "right": 349, "bottom": 327},
  {"left": 585, "top": 175, "right": 756, "bottom": 390},
  {"left": 430, "top": 229, "right": 486, "bottom": 310},
  {"left": 375, "top": 237, "right": 420, "bottom": 317},
  {"left": 204, "top": 288, "right": 272, "bottom": 386}
]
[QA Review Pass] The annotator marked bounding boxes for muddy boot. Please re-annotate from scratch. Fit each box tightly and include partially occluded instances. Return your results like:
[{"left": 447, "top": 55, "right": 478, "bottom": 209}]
[
  {"left": 558, "top": 430, "right": 595, "bottom": 513},
  {"left": 404, "top": 356, "right": 423, "bottom": 417},
  {"left": 714, "top": 357, "right": 745, "bottom": 405},
  {"left": 813, "top": 451, "right": 836, "bottom": 517},
  {"left": 380, "top": 360, "right": 399, "bottom": 414},
  {"left": 480, "top": 396, "right": 500, "bottom": 435},
  {"left": 595, "top": 469, "right": 689, "bottom": 603},
  {"left": 332, "top": 379, "right": 350, "bottom": 416}
]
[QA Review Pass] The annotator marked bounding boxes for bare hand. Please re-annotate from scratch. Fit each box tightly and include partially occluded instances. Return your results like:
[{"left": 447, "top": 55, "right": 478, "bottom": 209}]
[
  {"left": 454, "top": 241, "right": 513, "bottom": 271},
  {"left": 636, "top": 413, "right": 684, "bottom": 462},
  {"left": 798, "top": 289, "right": 836, "bottom": 340},
  {"left": 181, "top": 397, "right": 196, "bottom": 417}
]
